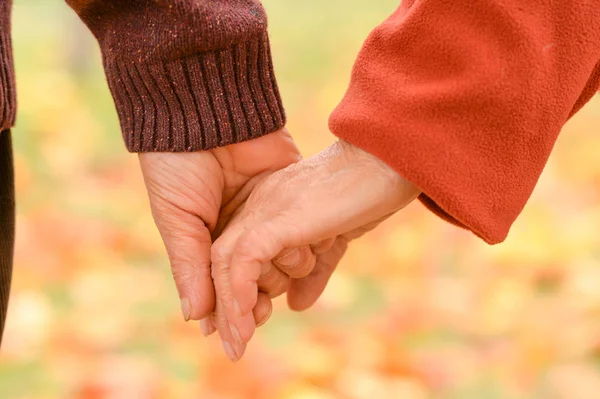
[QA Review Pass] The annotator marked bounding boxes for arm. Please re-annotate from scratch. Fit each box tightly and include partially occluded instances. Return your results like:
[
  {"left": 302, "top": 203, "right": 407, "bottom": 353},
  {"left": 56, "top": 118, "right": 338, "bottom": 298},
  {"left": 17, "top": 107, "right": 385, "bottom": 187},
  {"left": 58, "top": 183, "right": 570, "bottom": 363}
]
[
  {"left": 67, "top": 0, "right": 285, "bottom": 152},
  {"left": 329, "top": 0, "right": 600, "bottom": 244},
  {"left": 67, "top": 1, "right": 307, "bottom": 347},
  {"left": 210, "top": 0, "right": 600, "bottom": 361}
]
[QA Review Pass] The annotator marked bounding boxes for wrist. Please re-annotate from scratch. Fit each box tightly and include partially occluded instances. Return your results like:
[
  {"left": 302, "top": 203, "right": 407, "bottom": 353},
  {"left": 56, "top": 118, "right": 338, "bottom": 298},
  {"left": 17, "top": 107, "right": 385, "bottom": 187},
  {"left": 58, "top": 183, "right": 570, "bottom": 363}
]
[{"left": 337, "top": 139, "right": 421, "bottom": 198}]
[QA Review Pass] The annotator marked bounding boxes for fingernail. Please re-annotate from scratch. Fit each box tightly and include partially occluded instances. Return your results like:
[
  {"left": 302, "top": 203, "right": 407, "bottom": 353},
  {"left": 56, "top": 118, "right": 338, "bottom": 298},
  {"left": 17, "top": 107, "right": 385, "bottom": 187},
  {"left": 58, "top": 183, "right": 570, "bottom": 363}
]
[
  {"left": 230, "top": 324, "right": 243, "bottom": 344},
  {"left": 199, "top": 317, "right": 216, "bottom": 337},
  {"left": 233, "top": 341, "right": 247, "bottom": 360},
  {"left": 256, "top": 306, "right": 273, "bottom": 328},
  {"left": 180, "top": 298, "right": 191, "bottom": 322},
  {"left": 276, "top": 248, "right": 301, "bottom": 268},
  {"left": 222, "top": 341, "right": 239, "bottom": 362},
  {"left": 233, "top": 299, "right": 242, "bottom": 318}
]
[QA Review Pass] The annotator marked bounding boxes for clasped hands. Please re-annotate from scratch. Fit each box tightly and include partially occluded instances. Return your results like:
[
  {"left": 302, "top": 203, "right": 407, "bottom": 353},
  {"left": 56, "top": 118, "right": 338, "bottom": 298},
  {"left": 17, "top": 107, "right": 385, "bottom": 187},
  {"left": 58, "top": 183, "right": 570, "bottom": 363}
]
[{"left": 138, "top": 128, "right": 420, "bottom": 362}]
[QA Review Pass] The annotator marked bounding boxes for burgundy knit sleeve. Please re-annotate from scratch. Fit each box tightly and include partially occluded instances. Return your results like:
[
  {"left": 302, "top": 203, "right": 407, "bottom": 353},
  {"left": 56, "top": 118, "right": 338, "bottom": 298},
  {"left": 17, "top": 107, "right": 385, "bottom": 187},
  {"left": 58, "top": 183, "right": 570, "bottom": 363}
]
[
  {"left": 329, "top": 0, "right": 600, "bottom": 244},
  {"left": 67, "top": 0, "right": 285, "bottom": 152}
]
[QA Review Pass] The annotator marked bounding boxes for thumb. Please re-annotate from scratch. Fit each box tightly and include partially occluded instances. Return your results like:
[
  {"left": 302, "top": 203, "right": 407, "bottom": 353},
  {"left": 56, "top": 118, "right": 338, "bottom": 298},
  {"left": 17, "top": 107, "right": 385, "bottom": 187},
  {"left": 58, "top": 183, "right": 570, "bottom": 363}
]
[
  {"left": 151, "top": 201, "right": 215, "bottom": 321},
  {"left": 287, "top": 237, "right": 348, "bottom": 311}
]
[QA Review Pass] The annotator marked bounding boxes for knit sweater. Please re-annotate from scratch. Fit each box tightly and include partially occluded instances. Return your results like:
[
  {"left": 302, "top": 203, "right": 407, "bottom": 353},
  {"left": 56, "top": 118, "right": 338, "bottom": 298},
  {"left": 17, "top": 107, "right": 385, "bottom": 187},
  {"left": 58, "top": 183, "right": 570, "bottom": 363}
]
[{"left": 1, "top": 0, "right": 600, "bottom": 243}]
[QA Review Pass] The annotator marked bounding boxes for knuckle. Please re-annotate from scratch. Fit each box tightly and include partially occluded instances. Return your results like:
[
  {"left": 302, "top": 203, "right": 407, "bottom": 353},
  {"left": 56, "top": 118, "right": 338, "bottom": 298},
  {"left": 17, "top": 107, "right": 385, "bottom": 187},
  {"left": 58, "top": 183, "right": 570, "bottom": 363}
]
[
  {"left": 218, "top": 294, "right": 233, "bottom": 307},
  {"left": 210, "top": 262, "right": 228, "bottom": 283},
  {"left": 168, "top": 248, "right": 195, "bottom": 265},
  {"left": 210, "top": 265, "right": 226, "bottom": 283},
  {"left": 237, "top": 222, "right": 283, "bottom": 260},
  {"left": 210, "top": 242, "right": 229, "bottom": 267},
  {"left": 170, "top": 265, "right": 196, "bottom": 288},
  {"left": 235, "top": 230, "right": 263, "bottom": 258},
  {"left": 168, "top": 254, "right": 211, "bottom": 289}
]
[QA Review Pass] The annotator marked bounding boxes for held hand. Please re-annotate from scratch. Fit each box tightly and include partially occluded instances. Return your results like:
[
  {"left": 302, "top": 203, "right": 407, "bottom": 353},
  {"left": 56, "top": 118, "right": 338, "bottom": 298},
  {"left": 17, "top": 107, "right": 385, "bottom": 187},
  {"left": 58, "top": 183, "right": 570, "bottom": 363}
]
[
  {"left": 138, "top": 129, "right": 315, "bottom": 346},
  {"left": 211, "top": 140, "right": 421, "bottom": 359}
]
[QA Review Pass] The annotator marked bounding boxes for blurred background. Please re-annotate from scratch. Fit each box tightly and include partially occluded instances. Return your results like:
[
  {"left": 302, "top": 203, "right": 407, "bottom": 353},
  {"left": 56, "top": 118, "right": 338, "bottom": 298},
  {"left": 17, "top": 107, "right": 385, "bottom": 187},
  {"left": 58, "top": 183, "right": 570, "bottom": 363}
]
[{"left": 2, "top": 0, "right": 600, "bottom": 398}]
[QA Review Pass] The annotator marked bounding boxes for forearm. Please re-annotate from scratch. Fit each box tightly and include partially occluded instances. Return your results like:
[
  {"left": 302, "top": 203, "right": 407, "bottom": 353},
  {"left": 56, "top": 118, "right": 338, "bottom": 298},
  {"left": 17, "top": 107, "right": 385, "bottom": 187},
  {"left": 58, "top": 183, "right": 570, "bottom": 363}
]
[{"left": 67, "top": 0, "right": 285, "bottom": 152}]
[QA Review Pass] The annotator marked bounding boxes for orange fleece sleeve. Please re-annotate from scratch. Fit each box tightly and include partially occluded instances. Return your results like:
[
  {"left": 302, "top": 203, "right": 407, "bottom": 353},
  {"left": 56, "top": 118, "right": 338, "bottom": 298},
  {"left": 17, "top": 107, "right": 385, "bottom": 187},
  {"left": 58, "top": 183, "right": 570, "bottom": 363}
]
[{"left": 329, "top": 0, "right": 600, "bottom": 244}]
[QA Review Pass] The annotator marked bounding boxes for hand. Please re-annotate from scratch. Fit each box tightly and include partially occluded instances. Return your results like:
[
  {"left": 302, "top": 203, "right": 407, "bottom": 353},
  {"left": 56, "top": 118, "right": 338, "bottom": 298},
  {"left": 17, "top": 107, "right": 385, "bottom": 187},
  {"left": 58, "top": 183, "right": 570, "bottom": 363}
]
[
  {"left": 139, "top": 129, "right": 314, "bottom": 350},
  {"left": 211, "top": 140, "right": 421, "bottom": 359}
]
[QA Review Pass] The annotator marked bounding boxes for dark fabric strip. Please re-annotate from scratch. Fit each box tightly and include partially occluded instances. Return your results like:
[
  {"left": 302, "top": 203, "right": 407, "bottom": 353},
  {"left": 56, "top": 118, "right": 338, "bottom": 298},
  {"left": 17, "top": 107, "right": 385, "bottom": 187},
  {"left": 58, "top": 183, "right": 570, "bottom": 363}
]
[{"left": 0, "top": 129, "right": 15, "bottom": 348}]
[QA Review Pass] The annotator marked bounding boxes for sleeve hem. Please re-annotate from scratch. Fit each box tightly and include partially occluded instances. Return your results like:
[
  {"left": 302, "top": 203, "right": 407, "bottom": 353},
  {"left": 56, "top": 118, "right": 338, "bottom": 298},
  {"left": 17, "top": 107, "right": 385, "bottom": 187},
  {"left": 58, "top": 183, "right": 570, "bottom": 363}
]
[
  {"left": 103, "top": 32, "right": 286, "bottom": 152},
  {"left": 329, "top": 115, "right": 513, "bottom": 246}
]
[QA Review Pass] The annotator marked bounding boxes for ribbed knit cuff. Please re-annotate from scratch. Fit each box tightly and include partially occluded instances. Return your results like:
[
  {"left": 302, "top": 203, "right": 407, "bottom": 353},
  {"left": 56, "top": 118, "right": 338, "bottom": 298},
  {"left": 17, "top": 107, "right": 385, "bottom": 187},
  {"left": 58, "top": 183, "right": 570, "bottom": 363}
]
[{"left": 104, "top": 32, "right": 286, "bottom": 152}]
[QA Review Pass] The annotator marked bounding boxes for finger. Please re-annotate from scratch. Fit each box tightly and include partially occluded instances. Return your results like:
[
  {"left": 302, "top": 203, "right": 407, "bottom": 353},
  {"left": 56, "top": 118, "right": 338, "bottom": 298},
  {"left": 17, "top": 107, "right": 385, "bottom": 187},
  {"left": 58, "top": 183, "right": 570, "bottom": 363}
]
[
  {"left": 151, "top": 203, "right": 215, "bottom": 321},
  {"left": 253, "top": 292, "right": 273, "bottom": 327},
  {"left": 273, "top": 246, "right": 317, "bottom": 278},
  {"left": 228, "top": 218, "right": 323, "bottom": 320},
  {"left": 199, "top": 316, "right": 216, "bottom": 337},
  {"left": 257, "top": 262, "right": 290, "bottom": 298},
  {"left": 213, "top": 299, "right": 247, "bottom": 362},
  {"left": 310, "top": 237, "right": 336, "bottom": 255},
  {"left": 211, "top": 224, "right": 257, "bottom": 345},
  {"left": 287, "top": 238, "right": 348, "bottom": 311},
  {"left": 227, "top": 218, "right": 289, "bottom": 320}
]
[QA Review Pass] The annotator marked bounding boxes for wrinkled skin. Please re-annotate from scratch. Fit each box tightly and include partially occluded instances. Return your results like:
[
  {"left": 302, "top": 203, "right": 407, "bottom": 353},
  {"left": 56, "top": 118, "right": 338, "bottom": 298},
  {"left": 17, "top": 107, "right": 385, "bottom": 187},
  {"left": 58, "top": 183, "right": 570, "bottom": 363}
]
[
  {"left": 211, "top": 140, "right": 421, "bottom": 361},
  {"left": 139, "top": 129, "right": 316, "bottom": 358}
]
